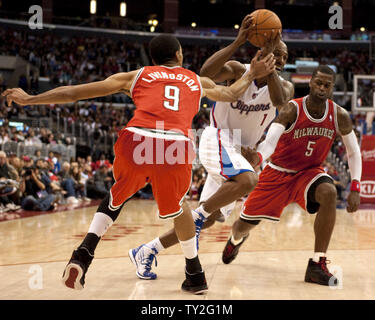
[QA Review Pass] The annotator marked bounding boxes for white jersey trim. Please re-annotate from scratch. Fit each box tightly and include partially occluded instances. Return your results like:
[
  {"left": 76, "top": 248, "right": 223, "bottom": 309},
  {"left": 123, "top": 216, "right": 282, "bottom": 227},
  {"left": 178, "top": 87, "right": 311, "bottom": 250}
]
[
  {"left": 302, "top": 95, "right": 329, "bottom": 123},
  {"left": 333, "top": 102, "right": 341, "bottom": 135},
  {"left": 284, "top": 100, "right": 299, "bottom": 134},
  {"left": 268, "top": 162, "right": 298, "bottom": 173},
  {"left": 129, "top": 67, "right": 144, "bottom": 98},
  {"left": 125, "top": 127, "right": 190, "bottom": 141}
]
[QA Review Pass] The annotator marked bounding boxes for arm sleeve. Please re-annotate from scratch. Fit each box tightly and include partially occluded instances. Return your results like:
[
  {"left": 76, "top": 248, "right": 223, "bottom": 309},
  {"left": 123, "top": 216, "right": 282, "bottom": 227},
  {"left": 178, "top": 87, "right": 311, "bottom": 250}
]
[
  {"left": 341, "top": 130, "right": 362, "bottom": 182},
  {"left": 257, "top": 122, "right": 286, "bottom": 163}
]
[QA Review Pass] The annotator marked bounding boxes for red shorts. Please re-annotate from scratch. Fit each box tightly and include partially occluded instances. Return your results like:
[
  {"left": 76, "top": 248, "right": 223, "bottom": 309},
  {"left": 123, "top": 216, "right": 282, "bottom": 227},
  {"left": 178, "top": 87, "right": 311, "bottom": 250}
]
[
  {"left": 241, "top": 165, "right": 331, "bottom": 222},
  {"left": 110, "top": 129, "right": 195, "bottom": 219}
]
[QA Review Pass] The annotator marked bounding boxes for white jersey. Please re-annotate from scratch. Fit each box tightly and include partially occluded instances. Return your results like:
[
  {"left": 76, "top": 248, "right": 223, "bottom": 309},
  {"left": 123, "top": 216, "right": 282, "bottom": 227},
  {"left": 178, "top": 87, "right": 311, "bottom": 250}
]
[{"left": 210, "top": 64, "right": 279, "bottom": 148}]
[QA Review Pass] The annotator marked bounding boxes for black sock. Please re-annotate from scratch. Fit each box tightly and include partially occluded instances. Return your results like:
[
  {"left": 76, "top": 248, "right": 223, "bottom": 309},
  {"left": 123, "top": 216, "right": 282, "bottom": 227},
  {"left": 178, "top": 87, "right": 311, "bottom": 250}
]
[
  {"left": 79, "top": 233, "right": 100, "bottom": 256},
  {"left": 185, "top": 256, "right": 202, "bottom": 274}
]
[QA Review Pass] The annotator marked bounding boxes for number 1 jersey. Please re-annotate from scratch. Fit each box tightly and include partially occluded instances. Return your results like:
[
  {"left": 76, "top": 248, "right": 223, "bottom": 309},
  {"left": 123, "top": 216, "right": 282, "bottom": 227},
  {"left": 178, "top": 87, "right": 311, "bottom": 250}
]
[
  {"left": 127, "top": 66, "right": 202, "bottom": 138},
  {"left": 270, "top": 96, "right": 339, "bottom": 171}
]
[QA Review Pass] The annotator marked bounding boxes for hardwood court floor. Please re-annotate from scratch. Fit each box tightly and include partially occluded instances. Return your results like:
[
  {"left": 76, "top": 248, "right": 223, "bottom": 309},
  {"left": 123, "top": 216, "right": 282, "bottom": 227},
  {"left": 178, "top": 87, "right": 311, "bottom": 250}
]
[{"left": 1, "top": 199, "right": 375, "bottom": 300}]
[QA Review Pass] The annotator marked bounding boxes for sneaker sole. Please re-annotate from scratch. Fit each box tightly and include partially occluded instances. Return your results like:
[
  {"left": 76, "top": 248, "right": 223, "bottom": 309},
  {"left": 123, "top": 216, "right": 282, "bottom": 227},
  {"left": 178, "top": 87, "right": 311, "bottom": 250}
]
[
  {"left": 304, "top": 276, "right": 337, "bottom": 286},
  {"left": 128, "top": 249, "right": 156, "bottom": 280},
  {"left": 62, "top": 263, "right": 84, "bottom": 290},
  {"left": 181, "top": 285, "right": 208, "bottom": 295}
]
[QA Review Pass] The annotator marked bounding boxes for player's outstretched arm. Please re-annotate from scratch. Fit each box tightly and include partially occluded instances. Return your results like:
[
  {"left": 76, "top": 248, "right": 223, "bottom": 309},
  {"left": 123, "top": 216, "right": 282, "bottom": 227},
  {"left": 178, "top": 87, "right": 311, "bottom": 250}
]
[
  {"left": 199, "top": 14, "right": 253, "bottom": 82},
  {"left": 1, "top": 70, "right": 140, "bottom": 106},
  {"left": 201, "top": 51, "right": 275, "bottom": 102},
  {"left": 337, "top": 106, "right": 362, "bottom": 213},
  {"left": 247, "top": 102, "right": 297, "bottom": 167}
]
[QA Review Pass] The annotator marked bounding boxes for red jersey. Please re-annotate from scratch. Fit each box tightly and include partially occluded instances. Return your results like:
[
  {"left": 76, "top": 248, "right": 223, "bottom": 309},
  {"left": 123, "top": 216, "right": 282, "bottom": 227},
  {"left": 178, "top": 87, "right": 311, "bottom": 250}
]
[
  {"left": 126, "top": 66, "right": 202, "bottom": 138},
  {"left": 270, "top": 96, "right": 339, "bottom": 171}
]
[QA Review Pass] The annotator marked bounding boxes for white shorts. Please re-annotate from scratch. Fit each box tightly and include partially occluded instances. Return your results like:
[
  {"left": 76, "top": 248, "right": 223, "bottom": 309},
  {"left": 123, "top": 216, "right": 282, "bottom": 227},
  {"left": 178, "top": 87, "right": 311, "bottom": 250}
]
[
  {"left": 198, "top": 126, "right": 254, "bottom": 220},
  {"left": 199, "top": 174, "right": 236, "bottom": 220}
]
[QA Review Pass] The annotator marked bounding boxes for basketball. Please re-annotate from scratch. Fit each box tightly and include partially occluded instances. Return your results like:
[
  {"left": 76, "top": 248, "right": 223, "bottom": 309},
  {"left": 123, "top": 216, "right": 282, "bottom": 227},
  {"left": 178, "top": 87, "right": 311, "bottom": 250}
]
[{"left": 247, "top": 9, "right": 282, "bottom": 48}]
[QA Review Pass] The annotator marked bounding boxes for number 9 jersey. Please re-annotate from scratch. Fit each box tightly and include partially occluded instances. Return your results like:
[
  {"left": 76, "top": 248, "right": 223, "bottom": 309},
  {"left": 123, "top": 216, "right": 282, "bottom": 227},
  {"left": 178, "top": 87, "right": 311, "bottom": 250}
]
[
  {"left": 270, "top": 96, "right": 339, "bottom": 172},
  {"left": 126, "top": 66, "right": 203, "bottom": 138}
]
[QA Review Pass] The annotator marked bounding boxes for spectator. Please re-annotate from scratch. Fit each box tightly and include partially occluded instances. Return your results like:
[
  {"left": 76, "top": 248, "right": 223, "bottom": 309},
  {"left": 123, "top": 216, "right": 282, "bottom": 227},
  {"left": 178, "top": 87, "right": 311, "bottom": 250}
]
[
  {"left": 58, "top": 161, "right": 79, "bottom": 204},
  {"left": 0, "top": 151, "right": 21, "bottom": 211},
  {"left": 93, "top": 164, "right": 113, "bottom": 194},
  {"left": 19, "top": 166, "right": 56, "bottom": 211}
]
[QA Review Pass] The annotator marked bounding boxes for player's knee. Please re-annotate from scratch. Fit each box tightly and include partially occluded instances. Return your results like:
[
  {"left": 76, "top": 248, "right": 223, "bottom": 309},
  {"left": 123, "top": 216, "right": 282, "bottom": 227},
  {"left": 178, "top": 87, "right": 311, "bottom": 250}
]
[
  {"left": 316, "top": 183, "right": 337, "bottom": 205},
  {"left": 203, "top": 215, "right": 216, "bottom": 229},
  {"left": 237, "top": 172, "right": 258, "bottom": 194}
]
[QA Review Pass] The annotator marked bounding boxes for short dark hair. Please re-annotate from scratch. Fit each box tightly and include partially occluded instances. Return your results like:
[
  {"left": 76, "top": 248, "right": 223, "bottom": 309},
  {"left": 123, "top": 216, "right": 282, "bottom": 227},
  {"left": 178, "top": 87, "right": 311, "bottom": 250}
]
[
  {"left": 312, "top": 65, "right": 336, "bottom": 81},
  {"left": 149, "top": 34, "right": 181, "bottom": 65}
]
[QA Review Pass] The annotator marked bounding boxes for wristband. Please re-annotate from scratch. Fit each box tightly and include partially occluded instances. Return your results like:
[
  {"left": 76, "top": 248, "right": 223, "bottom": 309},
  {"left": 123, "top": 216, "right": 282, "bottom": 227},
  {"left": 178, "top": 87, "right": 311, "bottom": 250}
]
[
  {"left": 257, "top": 152, "right": 263, "bottom": 166},
  {"left": 350, "top": 180, "right": 360, "bottom": 192}
]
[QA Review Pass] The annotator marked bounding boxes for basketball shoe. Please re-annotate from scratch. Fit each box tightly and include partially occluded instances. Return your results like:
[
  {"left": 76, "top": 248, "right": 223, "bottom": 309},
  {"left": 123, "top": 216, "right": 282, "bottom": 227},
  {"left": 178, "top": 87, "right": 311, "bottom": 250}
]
[
  {"left": 128, "top": 244, "right": 158, "bottom": 280},
  {"left": 61, "top": 247, "right": 93, "bottom": 290},
  {"left": 192, "top": 209, "right": 207, "bottom": 250},
  {"left": 181, "top": 269, "right": 208, "bottom": 294},
  {"left": 222, "top": 234, "right": 249, "bottom": 264},
  {"left": 304, "top": 257, "right": 338, "bottom": 286}
]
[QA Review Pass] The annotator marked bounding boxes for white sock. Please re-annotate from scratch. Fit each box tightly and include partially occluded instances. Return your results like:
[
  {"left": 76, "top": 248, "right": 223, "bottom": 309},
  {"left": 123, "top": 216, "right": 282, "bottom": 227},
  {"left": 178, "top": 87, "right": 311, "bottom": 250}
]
[
  {"left": 88, "top": 212, "right": 113, "bottom": 237},
  {"left": 313, "top": 252, "right": 326, "bottom": 263},
  {"left": 195, "top": 204, "right": 210, "bottom": 219},
  {"left": 230, "top": 235, "right": 243, "bottom": 246},
  {"left": 145, "top": 237, "right": 165, "bottom": 254},
  {"left": 179, "top": 236, "right": 198, "bottom": 259}
]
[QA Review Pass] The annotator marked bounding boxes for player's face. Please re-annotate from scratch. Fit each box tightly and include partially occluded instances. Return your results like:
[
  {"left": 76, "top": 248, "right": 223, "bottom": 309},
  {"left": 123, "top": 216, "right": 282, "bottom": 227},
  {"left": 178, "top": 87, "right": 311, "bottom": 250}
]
[
  {"left": 273, "top": 42, "right": 288, "bottom": 72},
  {"left": 309, "top": 72, "right": 335, "bottom": 101}
]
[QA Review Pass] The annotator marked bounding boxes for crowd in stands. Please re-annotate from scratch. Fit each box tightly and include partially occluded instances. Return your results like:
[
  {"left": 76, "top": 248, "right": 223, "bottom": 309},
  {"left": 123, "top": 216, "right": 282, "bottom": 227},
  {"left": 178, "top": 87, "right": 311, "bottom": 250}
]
[
  {"left": 0, "top": 28, "right": 374, "bottom": 94},
  {"left": 0, "top": 148, "right": 117, "bottom": 213},
  {"left": 0, "top": 25, "right": 372, "bottom": 213}
]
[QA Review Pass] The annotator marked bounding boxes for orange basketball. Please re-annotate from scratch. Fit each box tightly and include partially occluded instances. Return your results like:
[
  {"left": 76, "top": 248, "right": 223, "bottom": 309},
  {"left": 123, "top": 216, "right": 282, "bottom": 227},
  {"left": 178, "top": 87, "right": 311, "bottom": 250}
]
[{"left": 247, "top": 9, "right": 282, "bottom": 48}]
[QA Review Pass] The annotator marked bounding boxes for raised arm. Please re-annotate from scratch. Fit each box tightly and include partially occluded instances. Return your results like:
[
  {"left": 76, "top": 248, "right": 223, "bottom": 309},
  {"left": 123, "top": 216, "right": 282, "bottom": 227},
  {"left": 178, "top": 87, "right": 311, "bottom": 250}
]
[
  {"left": 2, "top": 70, "right": 140, "bottom": 106},
  {"left": 201, "top": 51, "right": 275, "bottom": 102},
  {"left": 200, "top": 14, "right": 253, "bottom": 82},
  {"left": 267, "top": 74, "right": 294, "bottom": 110},
  {"left": 336, "top": 105, "right": 362, "bottom": 213}
]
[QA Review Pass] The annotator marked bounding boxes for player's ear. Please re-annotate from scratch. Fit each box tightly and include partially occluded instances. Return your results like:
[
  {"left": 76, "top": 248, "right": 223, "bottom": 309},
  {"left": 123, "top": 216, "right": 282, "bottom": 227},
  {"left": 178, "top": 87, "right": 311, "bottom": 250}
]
[{"left": 176, "top": 47, "right": 183, "bottom": 64}]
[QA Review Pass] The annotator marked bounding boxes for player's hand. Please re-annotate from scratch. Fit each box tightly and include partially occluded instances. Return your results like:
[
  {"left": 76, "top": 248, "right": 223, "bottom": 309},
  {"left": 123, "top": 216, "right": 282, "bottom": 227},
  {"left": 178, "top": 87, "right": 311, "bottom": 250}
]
[
  {"left": 249, "top": 50, "right": 276, "bottom": 79},
  {"left": 346, "top": 190, "right": 360, "bottom": 213},
  {"left": 1, "top": 88, "right": 31, "bottom": 106},
  {"left": 261, "top": 30, "right": 282, "bottom": 57},
  {"left": 235, "top": 14, "right": 254, "bottom": 45},
  {"left": 241, "top": 146, "right": 260, "bottom": 167}
]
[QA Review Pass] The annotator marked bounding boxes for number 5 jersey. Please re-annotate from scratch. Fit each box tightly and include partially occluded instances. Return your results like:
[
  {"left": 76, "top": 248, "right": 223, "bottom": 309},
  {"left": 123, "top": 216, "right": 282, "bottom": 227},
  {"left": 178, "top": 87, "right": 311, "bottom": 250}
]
[{"left": 270, "top": 95, "right": 339, "bottom": 172}]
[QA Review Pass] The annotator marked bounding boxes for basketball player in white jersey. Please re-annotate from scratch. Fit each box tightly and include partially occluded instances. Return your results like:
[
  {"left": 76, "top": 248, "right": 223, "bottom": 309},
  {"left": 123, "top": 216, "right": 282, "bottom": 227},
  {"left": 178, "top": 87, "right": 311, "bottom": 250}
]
[{"left": 129, "top": 14, "right": 294, "bottom": 280}]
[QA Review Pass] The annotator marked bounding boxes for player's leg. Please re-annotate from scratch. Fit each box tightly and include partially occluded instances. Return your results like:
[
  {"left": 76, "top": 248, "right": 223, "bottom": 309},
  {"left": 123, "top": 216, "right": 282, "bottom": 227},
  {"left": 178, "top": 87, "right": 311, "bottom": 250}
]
[
  {"left": 223, "top": 166, "right": 289, "bottom": 264},
  {"left": 62, "top": 130, "right": 148, "bottom": 290},
  {"left": 129, "top": 174, "right": 235, "bottom": 281},
  {"left": 301, "top": 174, "right": 338, "bottom": 286},
  {"left": 130, "top": 139, "right": 207, "bottom": 293},
  {"left": 194, "top": 127, "right": 258, "bottom": 235}
]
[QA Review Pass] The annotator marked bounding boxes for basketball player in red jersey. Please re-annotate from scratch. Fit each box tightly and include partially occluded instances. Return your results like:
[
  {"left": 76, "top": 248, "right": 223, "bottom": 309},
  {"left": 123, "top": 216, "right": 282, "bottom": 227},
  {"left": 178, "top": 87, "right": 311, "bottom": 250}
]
[
  {"left": 222, "top": 65, "right": 362, "bottom": 286},
  {"left": 2, "top": 34, "right": 275, "bottom": 294}
]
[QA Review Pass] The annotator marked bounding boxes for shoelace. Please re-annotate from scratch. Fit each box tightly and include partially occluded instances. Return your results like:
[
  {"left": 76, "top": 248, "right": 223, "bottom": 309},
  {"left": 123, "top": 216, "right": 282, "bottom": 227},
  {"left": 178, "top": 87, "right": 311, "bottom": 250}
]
[
  {"left": 142, "top": 252, "right": 158, "bottom": 272},
  {"left": 319, "top": 258, "right": 332, "bottom": 275}
]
